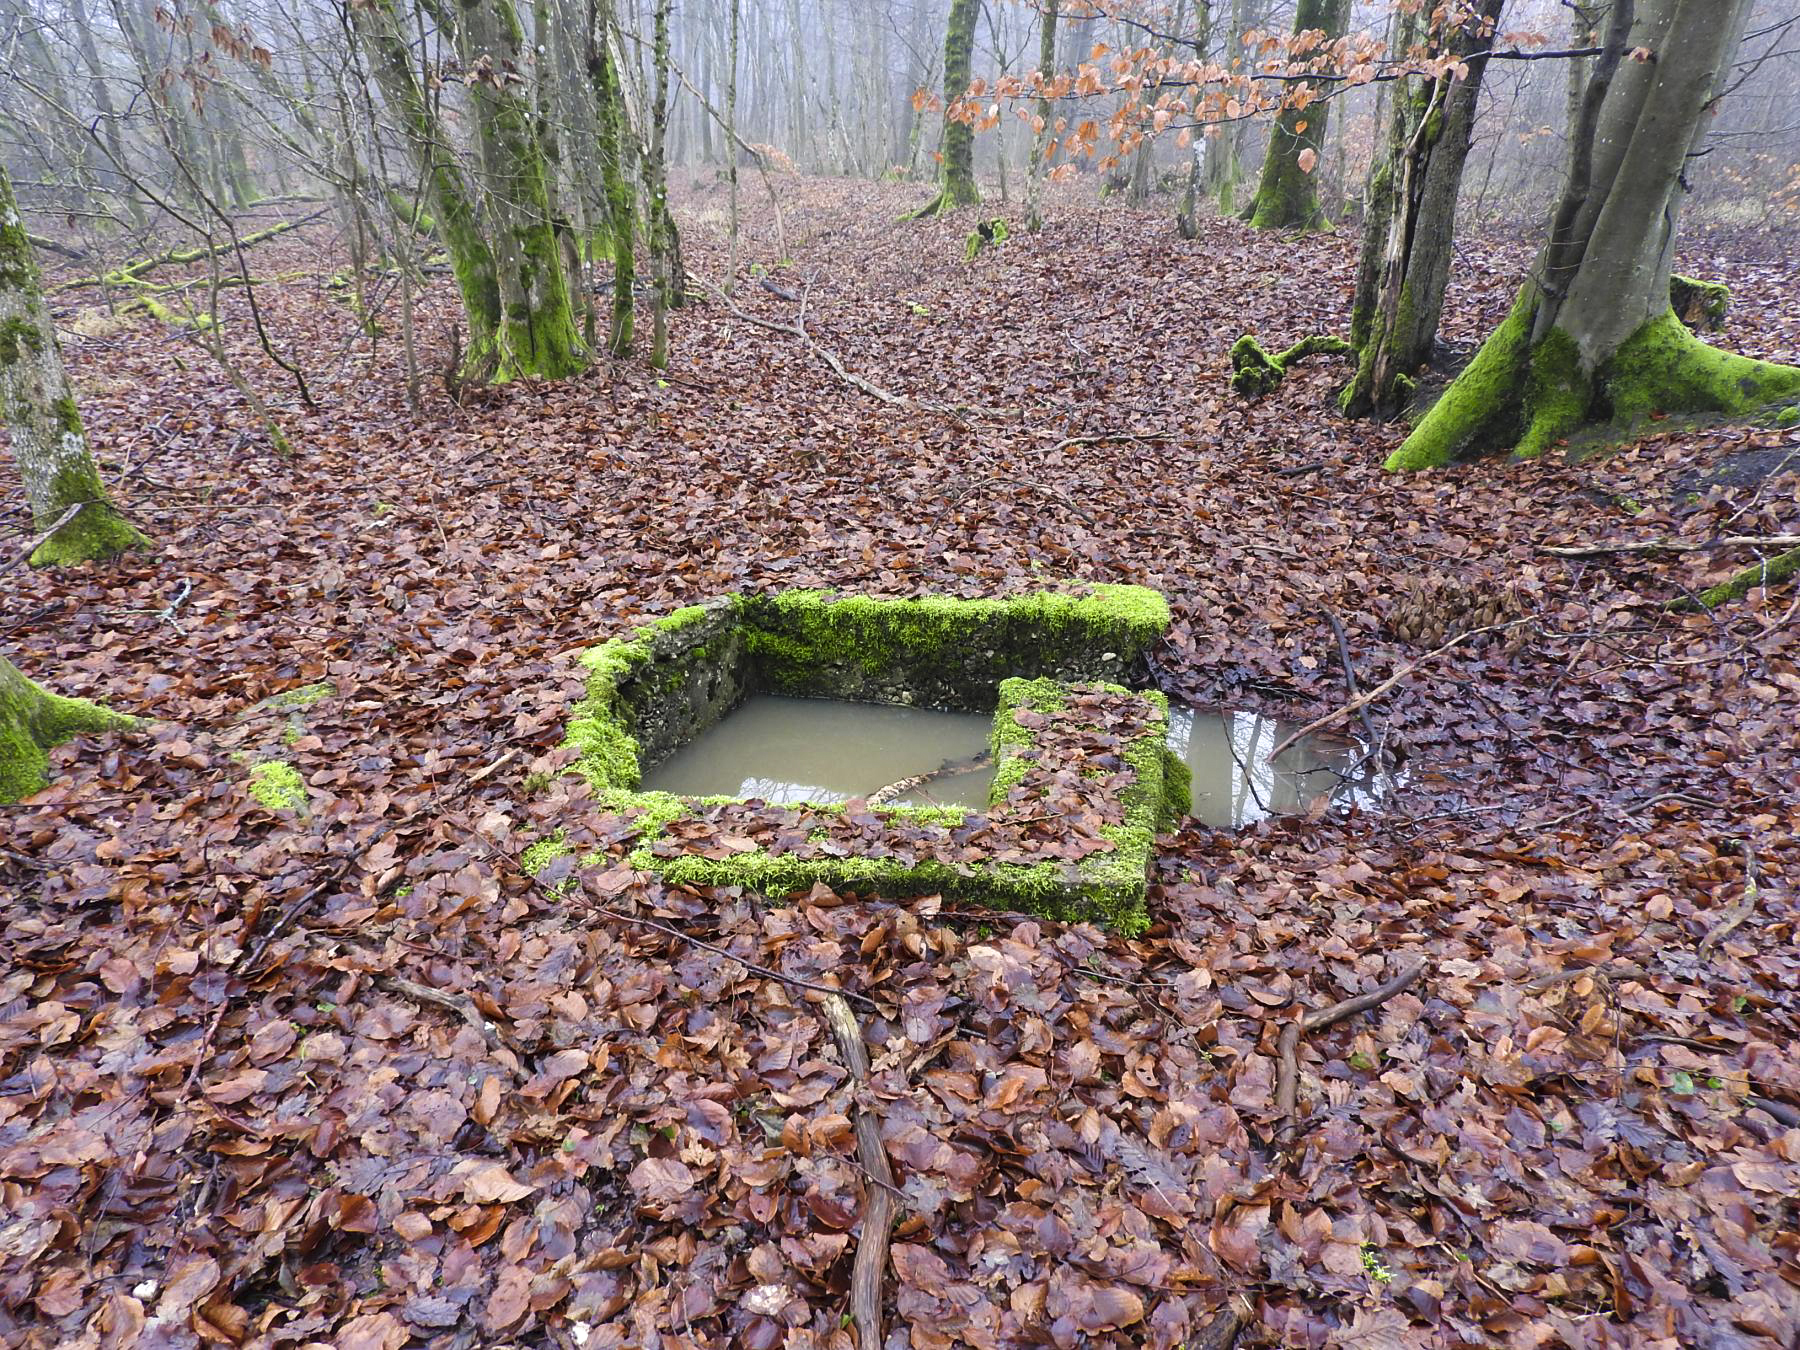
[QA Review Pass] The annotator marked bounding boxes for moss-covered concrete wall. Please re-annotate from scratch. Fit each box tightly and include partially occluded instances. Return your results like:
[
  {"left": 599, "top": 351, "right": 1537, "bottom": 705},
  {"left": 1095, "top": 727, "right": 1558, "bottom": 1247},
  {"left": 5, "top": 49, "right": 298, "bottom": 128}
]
[
  {"left": 740, "top": 584, "right": 1171, "bottom": 711},
  {"left": 550, "top": 585, "right": 1181, "bottom": 929}
]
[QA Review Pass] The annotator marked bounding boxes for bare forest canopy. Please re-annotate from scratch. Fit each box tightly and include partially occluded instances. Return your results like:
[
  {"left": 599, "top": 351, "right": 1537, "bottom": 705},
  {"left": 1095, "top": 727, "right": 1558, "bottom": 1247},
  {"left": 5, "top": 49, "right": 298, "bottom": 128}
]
[{"left": 3, "top": 0, "right": 1799, "bottom": 246}]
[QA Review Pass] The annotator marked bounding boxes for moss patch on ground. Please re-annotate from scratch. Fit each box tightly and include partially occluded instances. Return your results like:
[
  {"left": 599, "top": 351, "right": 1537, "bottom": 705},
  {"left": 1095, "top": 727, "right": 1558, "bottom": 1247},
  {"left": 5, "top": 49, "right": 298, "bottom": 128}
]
[{"left": 247, "top": 760, "right": 308, "bottom": 812}]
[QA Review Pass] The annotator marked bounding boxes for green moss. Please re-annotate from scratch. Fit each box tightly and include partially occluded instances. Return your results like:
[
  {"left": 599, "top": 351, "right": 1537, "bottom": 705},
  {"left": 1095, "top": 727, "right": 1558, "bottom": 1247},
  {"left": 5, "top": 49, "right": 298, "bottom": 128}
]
[
  {"left": 742, "top": 584, "right": 1170, "bottom": 704},
  {"left": 247, "top": 759, "right": 308, "bottom": 812},
  {"left": 1677, "top": 545, "right": 1800, "bottom": 610},
  {"left": 266, "top": 682, "right": 334, "bottom": 709},
  {"left": 28, "top": 501, "right": 151, "bottom": 568},
  {"left": 521, "top": 832, "right": 573, "bottom": 874},
  {"left": 0, "top": 664, "right": 135, "bottom": 803},
  {"left": 0, "top": 315, "right": 43, "bottom": 364},
  {"left": 964, "top": 218, "right": 1009, "bottom": 261},
  {"left": 566, "top": 600, "right": 732, "bottom": 792},
  {"left": 1513, "top": 327, "right": 1590, "bottom": 459},
  {"left": 1386, "top": 285, "right": 1535, "bottom": 471},
  {"left": 1233, "top": 332, "right": 1352, "bottom": 398},
  {"left": 1775, "top": 406, "right": 1800, "bottom": 429},
  {"left": 1603, "top": 309, "right": 1800, "bottom": 426},
  {"left": 1669, "top": 274, "right": 1728, "bottom": 331}
]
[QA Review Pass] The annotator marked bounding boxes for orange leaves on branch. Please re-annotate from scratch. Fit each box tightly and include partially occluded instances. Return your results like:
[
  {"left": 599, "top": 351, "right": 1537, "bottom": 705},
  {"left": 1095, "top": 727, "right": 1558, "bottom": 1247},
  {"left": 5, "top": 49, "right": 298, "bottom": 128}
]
[{"left": 1297, "top": 147, "right": 1319, "bottom": 174}]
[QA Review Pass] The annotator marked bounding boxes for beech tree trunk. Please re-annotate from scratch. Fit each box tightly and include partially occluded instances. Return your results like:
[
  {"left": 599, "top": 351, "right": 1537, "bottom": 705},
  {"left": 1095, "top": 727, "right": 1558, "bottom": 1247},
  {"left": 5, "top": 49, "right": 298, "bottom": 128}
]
[
  {"left": 1340, "top": 0, "right": 1503, "bottom": 418},
  {"left": 0, "top": 653, "right": 133, "bottom": 803},
  {"left": 1023, "top": 0, "right": 1057, "bottom": 231},
  {"left": 1, "top": 166, "right": 149, "bottom": 568},
  {"left": 589, "top": 0, "right": 636, "bottom": 356},
  {"left": 1244, "top": 0, "right": 1349, "bottom": 231},
  {"left": 647, "top": 0, "right": 672, "bottom": 369},
  {"left": 912, "top": 0, "right": 980, "bottom": 215},
  {"left": 353, "top": 0, "right": 584, "bottom": 382},
  {"left": 1389, "top": 0, "right": 1800, "bottom": 470}
]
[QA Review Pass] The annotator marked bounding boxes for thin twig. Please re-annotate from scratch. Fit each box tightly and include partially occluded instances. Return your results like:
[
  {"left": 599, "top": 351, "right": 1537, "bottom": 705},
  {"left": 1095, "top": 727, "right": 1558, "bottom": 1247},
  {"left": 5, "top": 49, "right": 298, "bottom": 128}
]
[
  {"left": 1268, "top": 618, "right": 1535, "bottom": 761},
  {"left": 1699, "top": 842, "right": 1759, "bottom": 960},
  {"left": 1275, "top": 960, "right": 1426, "bottom": 1144},
  {"left": 4, "top": 502, "right": 88, "bottom": 573}
]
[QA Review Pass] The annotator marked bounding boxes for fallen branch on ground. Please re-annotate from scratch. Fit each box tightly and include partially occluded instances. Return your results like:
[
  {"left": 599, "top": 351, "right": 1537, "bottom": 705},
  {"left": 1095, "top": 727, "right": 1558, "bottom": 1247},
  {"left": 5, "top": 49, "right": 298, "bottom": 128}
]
[
  {"left": 1540, "top": 534, "right": 1800, "bottom": 557},
  {"left": 1668, "top": 544, "right": 1800, "bottom": 610},
  {"left": 58, "top": 212, "right": 324, "bottom": 290},
  {"left": 1267, "top": 618, "right": 1534, "bottom": 761},
  {"left": 822, "top": 994, "right": 898, "bottom": 1350},
  {"left": 1276, "top": 960, "right": 1427, "bottom": 1144},
  {"left": 701, "top": 273, "right": 996, "bottom": 419}
]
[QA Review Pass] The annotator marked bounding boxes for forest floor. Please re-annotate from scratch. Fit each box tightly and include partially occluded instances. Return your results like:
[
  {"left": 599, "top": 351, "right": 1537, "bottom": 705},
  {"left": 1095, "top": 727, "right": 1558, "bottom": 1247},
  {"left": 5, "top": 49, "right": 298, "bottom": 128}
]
[{"left": 3, "top": 175, "right": 1799, "bottom": 1350}]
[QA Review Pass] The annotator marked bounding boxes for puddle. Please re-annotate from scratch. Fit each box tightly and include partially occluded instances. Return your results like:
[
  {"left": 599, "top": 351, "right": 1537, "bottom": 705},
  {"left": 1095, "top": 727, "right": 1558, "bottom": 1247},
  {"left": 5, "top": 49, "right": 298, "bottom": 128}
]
[
  {"left": 641, "top": 694, "right": 993, "bottom": 808},
  {"left": 641, "top": 694, "right": 1390, "bottom": 825},
  {"left": 1166, "top": 703, "right": 1388, "bottom": 828}
]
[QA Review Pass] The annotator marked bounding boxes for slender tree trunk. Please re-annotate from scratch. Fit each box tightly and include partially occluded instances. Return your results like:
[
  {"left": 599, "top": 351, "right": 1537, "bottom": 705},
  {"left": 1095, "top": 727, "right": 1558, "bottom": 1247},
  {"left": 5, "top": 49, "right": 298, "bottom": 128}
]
[
  {"left": 725, "top": 0, "right": 740, "bottom": 282},
  {"left": 1, "top": 165, "right": 149, "bottom": 568},
  {"left": 589, "top": 0, "right": 635, "bottom": 355},
  {"left": 913, "top": 0, "right": 980, "bottom": 215},
  {"left": 1340, "top": 0, "right": 1503, "bottom": 418},
  {"left": 453, "top": 0, "right": 586, "bottom": 380},
  {"left": 1244, "top": 0, "right": 1348, "bottom": 231},
  {"left": 1204, "top": 0, "right": 1251, "bottom": 211},
  {"left": 647, "top": 0, "right": 671, "bottom": 368},
  {"left": 1389, "top": 0, "right": 1800, "bottom": 471},
  {"left": 1024, "top": 0, "right": 1058, "bottom": 231},
  {"left": 0, "top": 653, "right": 133, "bottom": 803}
]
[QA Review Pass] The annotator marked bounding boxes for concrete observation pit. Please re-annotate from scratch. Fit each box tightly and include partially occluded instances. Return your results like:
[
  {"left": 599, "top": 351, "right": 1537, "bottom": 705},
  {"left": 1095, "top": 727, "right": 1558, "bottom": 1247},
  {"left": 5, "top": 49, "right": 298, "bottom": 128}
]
[{"left": 537, "top": 586, "right": 1186, "bottom": 933}]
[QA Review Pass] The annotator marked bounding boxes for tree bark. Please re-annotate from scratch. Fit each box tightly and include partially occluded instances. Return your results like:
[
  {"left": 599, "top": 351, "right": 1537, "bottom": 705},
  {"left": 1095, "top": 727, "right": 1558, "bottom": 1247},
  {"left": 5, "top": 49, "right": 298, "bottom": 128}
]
[
  {"left": 1, "top": 166, "right": 149, "bottom": 568},
  {"left": 0, "top": 653, "right": 133, "bottom": 803},
  {"left": 647, "top": 0, "right": 672, "bottom": 368},
  {"left": 1244, "top": 0, "right": 1349, "bottom": 231},
  {"left": 1024, "top": 0, "right": 1057, "bottom": 231},
  {"left": 1388, "top": 0, "right": 1800, "bottom": 470},
  {"left": 452, "top": 0, "right": 586, "bottom": 380},
  {"left": 589, "top": 0, "right": 636, "bottom": 356},
  {"left": 1340, "top": 0, "right": 1504, "bottom": 418},
  {"left": 912, "top": 0, "right": 981, "bottom": 215}
]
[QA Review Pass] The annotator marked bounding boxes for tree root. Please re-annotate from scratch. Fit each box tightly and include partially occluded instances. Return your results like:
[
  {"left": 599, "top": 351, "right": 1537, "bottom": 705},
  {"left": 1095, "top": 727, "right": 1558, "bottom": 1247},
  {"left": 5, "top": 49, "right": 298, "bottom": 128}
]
[{"left": 1230, "top": 333, "right": 1353, "bottom": 398}]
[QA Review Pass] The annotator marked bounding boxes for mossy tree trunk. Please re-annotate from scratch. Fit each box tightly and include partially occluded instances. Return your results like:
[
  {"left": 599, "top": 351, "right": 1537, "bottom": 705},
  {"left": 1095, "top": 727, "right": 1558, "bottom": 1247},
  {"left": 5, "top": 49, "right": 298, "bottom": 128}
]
[
  {"left": 0, "top": 654, "right": 133, "bottom": 803},
  {"left": 588, "top": 0, "right": 636, "bottom": 356},
  {"left": 1023, "top": 0, "right": 1057, "bottom": 232},
  {"left": 1389, "top": 0, "right": 1800, "bottom": 471},
  {"left": 451, "top": 0, "right": 586, "bottom": 381},
  {"left": 1, "top": 166, "right": 150, "bottom": 568},
  {"left": 1340, "top": 0, "right": 1503, "bottom": 418},
  {"left": 352, "top": 0, "right": 584, "bottom": 383},
  {"left": 1244, "top": 0, "right": 1349, "bottom": 231},
  {"left": 912, "top": 0, "right": 981, "bottom": 216},
  {"left": 647, "top": 0, "right": 672, "bottom": 369}
]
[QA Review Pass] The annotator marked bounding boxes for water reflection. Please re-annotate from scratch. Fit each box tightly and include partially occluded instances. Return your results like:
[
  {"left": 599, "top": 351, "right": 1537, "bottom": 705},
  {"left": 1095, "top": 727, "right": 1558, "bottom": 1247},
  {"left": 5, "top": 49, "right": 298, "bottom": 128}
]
[
  {"left": 1165, "top": 703, "right": 1390, "bottom": 828},
  {"left": 642, "top": 695, "right": 994, "bottom": 808}
]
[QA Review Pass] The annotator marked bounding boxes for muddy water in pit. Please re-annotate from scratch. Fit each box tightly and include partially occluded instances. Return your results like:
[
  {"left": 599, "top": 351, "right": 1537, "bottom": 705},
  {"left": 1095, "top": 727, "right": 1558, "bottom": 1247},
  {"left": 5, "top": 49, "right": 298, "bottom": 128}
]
[
  {"left": 642, "top": 695, "right": 1389, "bottom": 823},
  {"left": 1167, "top": 703, "right": 1387, "bottom": 828},
  {"left": 641, "top": 695, "right": 995, "bottom": 808}
]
